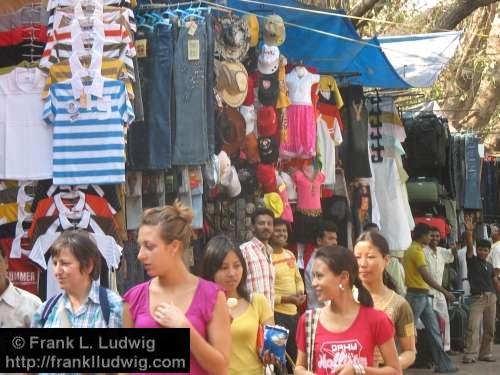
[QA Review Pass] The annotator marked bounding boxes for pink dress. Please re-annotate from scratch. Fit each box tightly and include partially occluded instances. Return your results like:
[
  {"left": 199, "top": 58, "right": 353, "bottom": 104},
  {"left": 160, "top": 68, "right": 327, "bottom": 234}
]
[
  {"left": 280, "top": 67, "right": 320, "bottom": 158},
  {"left": 123, "top": 278, "right": 221, "bottom": 375}
]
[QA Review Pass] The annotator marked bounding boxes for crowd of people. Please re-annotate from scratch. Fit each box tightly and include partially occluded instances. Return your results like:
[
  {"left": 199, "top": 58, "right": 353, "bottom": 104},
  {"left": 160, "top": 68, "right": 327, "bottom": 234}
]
[{"left": 1, "top": 200, "right": 499, "bottom": 375}]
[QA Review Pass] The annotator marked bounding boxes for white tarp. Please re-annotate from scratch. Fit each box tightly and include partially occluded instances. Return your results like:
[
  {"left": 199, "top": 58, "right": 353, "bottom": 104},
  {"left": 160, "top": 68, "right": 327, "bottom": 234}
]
[{"left": 378, "top": 31, "right": 462, "bottom": 88}]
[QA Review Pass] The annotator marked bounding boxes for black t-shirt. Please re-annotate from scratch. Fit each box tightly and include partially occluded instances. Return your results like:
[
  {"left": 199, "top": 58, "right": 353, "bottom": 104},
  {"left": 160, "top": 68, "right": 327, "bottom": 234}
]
[{"left": 466, "top": 255, "right": 495, "bottom": 295}]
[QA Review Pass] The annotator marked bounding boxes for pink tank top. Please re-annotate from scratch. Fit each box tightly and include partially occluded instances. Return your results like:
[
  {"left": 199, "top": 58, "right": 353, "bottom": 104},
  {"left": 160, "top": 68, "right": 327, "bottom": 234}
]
[
  {"left": 123, "top": 278, "right": 221, "bottom": 375},
  {"left": 293, "top": 169, "right": 325, "bottom": 210}
]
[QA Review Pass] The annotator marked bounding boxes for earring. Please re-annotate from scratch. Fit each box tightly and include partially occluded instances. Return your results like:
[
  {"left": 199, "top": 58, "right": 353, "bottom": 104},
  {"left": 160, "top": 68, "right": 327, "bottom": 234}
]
[{"left": 338, "top": 283, "right": 344, "bottom": 291}]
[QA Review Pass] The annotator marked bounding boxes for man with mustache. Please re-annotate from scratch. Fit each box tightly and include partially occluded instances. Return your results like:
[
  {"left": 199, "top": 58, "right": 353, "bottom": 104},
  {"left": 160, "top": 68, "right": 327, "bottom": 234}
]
[{"left": 240, "top": 207, "right": 276, "bottom": 309}]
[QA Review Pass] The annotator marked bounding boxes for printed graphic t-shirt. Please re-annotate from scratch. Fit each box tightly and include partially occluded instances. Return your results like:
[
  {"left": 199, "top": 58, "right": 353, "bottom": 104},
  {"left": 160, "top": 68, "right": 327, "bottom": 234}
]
[{"left": 296, "top": 306, "right": 394, "bottom": 374}]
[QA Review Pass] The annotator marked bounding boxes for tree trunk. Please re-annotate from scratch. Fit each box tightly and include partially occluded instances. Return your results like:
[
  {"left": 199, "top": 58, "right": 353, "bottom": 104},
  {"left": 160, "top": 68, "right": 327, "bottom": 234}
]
[
  {"left": 460, "top": 13, "right": 500, "bottom": 134},
  {"left": 432, "top": 0, "right": 500, "bottom": 31},
  {"left": 349, "top": 0, "right": 382, "bottom": 24},
  {"left": 440, "top": 6, "right": 494, "bottom": 128}
]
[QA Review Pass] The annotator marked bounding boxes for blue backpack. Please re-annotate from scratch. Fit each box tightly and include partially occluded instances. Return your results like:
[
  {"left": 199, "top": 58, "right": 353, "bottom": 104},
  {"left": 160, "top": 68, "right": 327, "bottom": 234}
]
[{"left": 40, "top": 286, "right": 111, "bottom": 327}]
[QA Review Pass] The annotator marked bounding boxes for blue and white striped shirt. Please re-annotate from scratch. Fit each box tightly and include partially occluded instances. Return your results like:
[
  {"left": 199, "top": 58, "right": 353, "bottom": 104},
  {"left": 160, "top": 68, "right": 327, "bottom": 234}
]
[
  {"left": 30, "top": 280, "right": 123, "bottom": 328},
  {"left": 43, "top": 78, "right": 134, "bottom": 185}
]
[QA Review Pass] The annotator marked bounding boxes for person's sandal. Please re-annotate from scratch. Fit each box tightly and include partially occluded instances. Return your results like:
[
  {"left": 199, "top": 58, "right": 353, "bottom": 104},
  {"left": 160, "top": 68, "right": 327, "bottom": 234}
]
[{"left": 462, "top": 358, "right": 475, "bottom": 364}]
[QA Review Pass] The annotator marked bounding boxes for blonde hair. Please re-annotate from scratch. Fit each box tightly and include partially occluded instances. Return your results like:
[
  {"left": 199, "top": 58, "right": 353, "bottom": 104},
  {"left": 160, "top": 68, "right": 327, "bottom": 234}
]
[{"left": 140, "top": 200, "right": 194, "bottom": 248}]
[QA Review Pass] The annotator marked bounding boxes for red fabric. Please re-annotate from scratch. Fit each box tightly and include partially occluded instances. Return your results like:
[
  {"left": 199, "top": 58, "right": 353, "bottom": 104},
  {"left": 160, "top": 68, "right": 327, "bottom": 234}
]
[
  {"left": 0, "top": 238, "right": 40, "bottom": 295},
  {"left": 317, "top": 102, "right": 345, "bottom": 131},
  {"left": 0, "top": 25, "right": 48, "bottom": 46},
  {"left": 256, "top": 163, "right": 277, "bottom": 193},
  {"left": 303, "top": 243, "right": 316, "bottom": 270},
  {"left": 257, "top": 106, "right": 277, "bottom": 137},
  {"left": 296, "top": 306, "right": 394, "bottom": 373},
  {"left": 242, "top": 74, "right": 255, "bottom": 106},
  {"left": 413, "top": 216, "right": 450, "bottom": 239}
]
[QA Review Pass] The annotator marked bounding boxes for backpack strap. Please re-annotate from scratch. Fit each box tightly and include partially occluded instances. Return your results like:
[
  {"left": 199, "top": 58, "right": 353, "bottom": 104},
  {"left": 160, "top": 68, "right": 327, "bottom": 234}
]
[
  {"left": 40, "top": 293, "right": 63, "bottom": 327},
  {"left": 99, "top": 286, "right": 111, "bottom": 327},
  {"left": 305, "top": 308, "right": 321, "bottom": 372}
]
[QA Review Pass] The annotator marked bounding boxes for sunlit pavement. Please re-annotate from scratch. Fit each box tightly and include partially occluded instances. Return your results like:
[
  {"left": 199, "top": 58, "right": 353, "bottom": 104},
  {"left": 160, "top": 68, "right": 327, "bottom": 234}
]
[{"left": 405, "top": 343, "right": 500, "bottom": 374}]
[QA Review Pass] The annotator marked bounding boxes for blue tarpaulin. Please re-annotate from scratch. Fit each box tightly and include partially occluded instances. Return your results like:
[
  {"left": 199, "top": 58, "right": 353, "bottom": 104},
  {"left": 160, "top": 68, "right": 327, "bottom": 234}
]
[{"left": 224, "top": 0, "right": 413, "bottom": 89}]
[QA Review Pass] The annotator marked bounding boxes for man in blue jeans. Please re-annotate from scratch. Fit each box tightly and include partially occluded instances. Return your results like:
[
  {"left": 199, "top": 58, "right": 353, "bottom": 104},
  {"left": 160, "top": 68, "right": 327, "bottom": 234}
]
[{"left": 403, "top": 223, "right": 458, "bottom": 373}]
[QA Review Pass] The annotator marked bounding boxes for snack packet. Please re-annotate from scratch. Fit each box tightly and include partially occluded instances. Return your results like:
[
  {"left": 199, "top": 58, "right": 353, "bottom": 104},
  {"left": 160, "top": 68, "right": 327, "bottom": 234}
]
[{"left": 260, "top": 324, "right": 289, "bottom": 365}]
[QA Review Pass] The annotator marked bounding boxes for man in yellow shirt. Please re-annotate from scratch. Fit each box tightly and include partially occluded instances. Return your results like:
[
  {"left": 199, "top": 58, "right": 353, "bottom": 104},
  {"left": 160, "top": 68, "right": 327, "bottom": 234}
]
[
  {"left": 403, "top": 223, "right": 457, "bottom": 373},
  {"left": 270, "top": 219, "right": 305, "bottom": 373}
]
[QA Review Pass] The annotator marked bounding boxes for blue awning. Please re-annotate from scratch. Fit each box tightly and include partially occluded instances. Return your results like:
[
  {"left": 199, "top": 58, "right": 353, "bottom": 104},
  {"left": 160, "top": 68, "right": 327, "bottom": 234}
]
[{"left": 224, "top": 0, "right": 412, "bottom": 89}]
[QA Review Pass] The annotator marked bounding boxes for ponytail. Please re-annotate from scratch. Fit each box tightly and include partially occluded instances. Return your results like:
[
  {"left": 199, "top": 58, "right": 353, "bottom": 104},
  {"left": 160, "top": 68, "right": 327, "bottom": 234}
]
[
  {"left": 353, "top": 277, "right": 374, "bottom": 307},
  {"left": 383, "top": 270, "right": 398, "bottom": 292}
]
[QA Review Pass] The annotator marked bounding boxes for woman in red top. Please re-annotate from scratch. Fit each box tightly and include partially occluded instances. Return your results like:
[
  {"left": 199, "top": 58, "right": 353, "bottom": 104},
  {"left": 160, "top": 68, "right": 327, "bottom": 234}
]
[{"left": 294, "top": 246, "right": 401, "bottom": 375}]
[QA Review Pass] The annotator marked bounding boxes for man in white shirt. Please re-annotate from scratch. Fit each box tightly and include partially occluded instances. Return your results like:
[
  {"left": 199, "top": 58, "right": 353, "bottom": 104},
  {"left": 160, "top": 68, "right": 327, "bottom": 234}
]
[
  {"left": 424, "top": 227, "right": 455, "bottom": 352},
  {"left": 0, "top": 244, "right": 41, "bottom": 328}
]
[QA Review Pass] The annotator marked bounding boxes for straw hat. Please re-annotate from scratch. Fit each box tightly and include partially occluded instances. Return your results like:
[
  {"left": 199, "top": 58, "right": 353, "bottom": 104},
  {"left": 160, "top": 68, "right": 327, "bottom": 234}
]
[
  {"left": 216, "top": 60, "right": 249, "bottom": 108},
  {"left": 263, "top": 14, "right": 285, "bottom": 46}
]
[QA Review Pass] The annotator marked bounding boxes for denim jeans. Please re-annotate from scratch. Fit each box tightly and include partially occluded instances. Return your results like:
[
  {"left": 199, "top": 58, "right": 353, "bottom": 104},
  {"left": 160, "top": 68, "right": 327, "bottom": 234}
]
[
  {"left": 482, "top": 161, "right": 499, "bottom": 216},
  {"left": 406, "top": 291, "right": 456, "bottom": 371},
  {"left": 463, "top": 134, "right": 482, "bottom": 209},
  {"left": 452, "top": 135, "right": 463, "bottom": 209},
  {"left": 127, "top": 24, "right": 174, "bottom": 170},
  {"left": 205, "top": 13, "right": 215, "bottom": 155},
  {"left": 173, "top": 21, "right": 209, "bottom": 165}
]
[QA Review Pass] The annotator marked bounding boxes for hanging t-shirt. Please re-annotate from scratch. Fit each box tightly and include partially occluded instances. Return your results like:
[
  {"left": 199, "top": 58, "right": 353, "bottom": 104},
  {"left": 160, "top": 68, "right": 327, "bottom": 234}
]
[
  {"left": 293, "top": 169, "right": 325, "bottom": 211},
  {"left": 286, "top": 67, "right": 320, "bottom": 105},
  {"left": 296, "top": 306, "right": 394, "bottom": 373},
  {"left": 317, "top": 115, "right": 343, "bottom": 187},
  {"left": 0, "top": 67, "right": 53, "bottom": 180},
  {"left": 43, "top": 78, "right": 135, "bottom": 185}
]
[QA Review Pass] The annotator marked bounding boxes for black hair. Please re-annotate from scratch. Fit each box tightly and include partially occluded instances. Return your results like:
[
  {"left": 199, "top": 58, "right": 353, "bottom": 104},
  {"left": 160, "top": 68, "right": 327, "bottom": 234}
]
[
  {"left": 476, "top": 238, "right": 491, "bottom": 249},
  {"left": 251, "top": 207, "right": 275, "bottom": 225},
  {"left": 428, "top": 226, "right": 440, "bottom": 233},
  {"left": 412, "top": 223, "right": 431, "bottom": 240},
  {"left": 50, "top": 230, "right": 101, "bottom": 280},
  {"left": 273, "top": 218, "right": 287, "bottom": 227},
  {"left": 0, "top": 243, "right": 4, "bottom": 258},
  {"left": 362, "top": 223, "right": 379, "bottom": 232},
  {"left": 355, "top": 231, "right": 398, "bottom": 292},
  {"left": 313, "top": 220, "right": 338, "bottom": 243},
  {"left": 314, "top": 246, "right": 374, "bottom": 307},
  {"left": 201, "top": 234, "right": 250, "bottom": 301}
]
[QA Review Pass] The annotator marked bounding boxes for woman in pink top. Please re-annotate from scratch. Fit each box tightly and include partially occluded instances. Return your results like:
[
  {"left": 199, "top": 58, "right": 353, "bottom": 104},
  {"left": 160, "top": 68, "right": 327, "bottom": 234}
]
[{"left": 123, "top": 200, "right": 231, "bottom": 375}]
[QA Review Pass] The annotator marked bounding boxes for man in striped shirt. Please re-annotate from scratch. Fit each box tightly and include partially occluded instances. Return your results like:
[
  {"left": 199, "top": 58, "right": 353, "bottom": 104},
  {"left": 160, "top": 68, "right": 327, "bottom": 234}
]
[{"left": 240, "top": 207, "right": 275, "bottom": 309}]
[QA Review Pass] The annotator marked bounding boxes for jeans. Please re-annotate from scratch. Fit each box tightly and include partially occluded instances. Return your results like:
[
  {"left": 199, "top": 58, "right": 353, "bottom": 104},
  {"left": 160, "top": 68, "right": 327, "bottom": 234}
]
[
  {"left": 274, "top": 312, "right": 298, "bottom": 374},
  {"left": 463, "top": 134, "right": 482, "bottom": 209},
  {"left": 173, "top": 21, "right": 209, "bottom": 165},
  {"left": 452, "top": 135, "right": 463, "bottom": 209},
  {"left": 464, "top": 292, "right": 497, "bottom": 360},
  {"left": 482, "top": 161, "right": 499, "bottom": 216},
  {"left": 406, "top": 291, "right": 456, "bottom": 371},
  {"left": 205, "top": 13, "right": 215, "bottom": 155},
  {"left": 127, "top": 24, "right": 174, "bottom": 170}
]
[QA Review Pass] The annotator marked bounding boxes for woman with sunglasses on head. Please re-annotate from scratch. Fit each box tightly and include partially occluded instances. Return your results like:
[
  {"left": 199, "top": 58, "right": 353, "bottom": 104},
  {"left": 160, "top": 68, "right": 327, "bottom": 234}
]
[
  {"left": 201, "top": 234, "right": 275, "bottom": 375},
  {"left": 123, "top": 201, "right": 231, "bottom": 375},
  {"left": 294, "top": 246, "right": 401, "bottom": 375},
  {"left": 354, "top": 231, "right": 416, "bottom": 369}
]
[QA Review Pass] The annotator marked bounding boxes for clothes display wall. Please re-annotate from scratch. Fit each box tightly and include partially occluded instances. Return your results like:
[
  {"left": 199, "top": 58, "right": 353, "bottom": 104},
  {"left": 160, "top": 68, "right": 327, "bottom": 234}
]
[{"left": 0, "top": 0, "right": 493, "bottom": 302}]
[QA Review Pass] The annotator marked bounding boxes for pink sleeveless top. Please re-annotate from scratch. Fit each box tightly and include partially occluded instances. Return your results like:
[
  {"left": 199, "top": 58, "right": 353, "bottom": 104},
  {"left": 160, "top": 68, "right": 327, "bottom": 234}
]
[{"left": 123, "top": 278, "right": 221, "bottom": 375}]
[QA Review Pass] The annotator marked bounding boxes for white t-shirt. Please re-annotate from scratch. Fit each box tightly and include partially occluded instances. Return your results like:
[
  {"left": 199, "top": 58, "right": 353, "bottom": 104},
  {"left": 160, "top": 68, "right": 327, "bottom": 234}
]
[
  {"left": 0, "top": 67, "right": 53, "bottom": 179},
  {"left": 316, "top": 115, "right": 342, "bottom": 186},
  {"left": 285, "top": 67, "right": 319, "bottom": 105},
  {"left": 488, "top": 241, "right": 500, "bottom": 270}
]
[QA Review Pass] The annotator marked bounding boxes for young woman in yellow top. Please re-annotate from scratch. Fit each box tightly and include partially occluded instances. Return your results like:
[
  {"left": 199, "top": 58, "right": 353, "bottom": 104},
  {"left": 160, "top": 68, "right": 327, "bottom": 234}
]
[{"left": 201, "top": 234, "right": 274, "bottom": 375}]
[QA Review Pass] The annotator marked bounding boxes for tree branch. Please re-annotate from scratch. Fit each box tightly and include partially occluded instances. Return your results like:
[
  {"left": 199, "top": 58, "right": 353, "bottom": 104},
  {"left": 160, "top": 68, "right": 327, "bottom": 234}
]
[
  {"left": 350, "top": 0, "right": 382, "bottom": 20},
  {"left": 432, "top": 0, "right": 500, "bottom": 31}
]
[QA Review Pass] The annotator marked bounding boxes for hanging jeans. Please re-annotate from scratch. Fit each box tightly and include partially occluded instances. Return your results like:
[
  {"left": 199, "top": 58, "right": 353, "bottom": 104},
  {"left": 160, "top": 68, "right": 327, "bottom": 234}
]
[
  {"left": 452, "top": 135, "right": 463, "bottom": 209},
  {"left": 406, "top": 291, "right": 456, "bottom": 372},
  {"left": 205, "top": 13, "right": 215, "bottom": 155},
  {"left": 127, "top": 24, "right": 174, "bottom": 170},
  {"left": 463, "top": 134, "right": 482, "bottom": 209},
  {"left": 173, "top": 21, "right": 209, "bottom": 165}
]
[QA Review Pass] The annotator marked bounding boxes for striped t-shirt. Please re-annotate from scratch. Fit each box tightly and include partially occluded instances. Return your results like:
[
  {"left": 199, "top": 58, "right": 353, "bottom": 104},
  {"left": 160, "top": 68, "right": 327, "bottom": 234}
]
[
  {"left": 40, "top": 18, "right": 136, "bottom": 80},
  {"left": 42, "top": 78, "right": 134, "bottom": 185}
]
